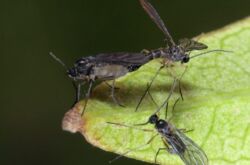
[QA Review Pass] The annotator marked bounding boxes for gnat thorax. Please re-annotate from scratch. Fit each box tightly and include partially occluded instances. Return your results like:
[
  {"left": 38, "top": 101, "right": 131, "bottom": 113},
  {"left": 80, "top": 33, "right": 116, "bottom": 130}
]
[
  {"left": 156, "top": 120, "right": 168, "bottom": 130},
  {"left": 156, "top": 119, "right": 173, "bottom": 136},
  {"left": 163, "top": 46, "right": 190, "bottom": 63}
]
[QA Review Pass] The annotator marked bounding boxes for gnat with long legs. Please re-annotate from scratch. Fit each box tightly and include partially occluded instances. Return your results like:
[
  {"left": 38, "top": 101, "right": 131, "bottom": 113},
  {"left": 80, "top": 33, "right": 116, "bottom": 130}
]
[
  {"left": 108, "top": 83, "right": 208, "bottom": 165},
  {"left": 50, "top": 51, "right": 163, "bottom": 114}
]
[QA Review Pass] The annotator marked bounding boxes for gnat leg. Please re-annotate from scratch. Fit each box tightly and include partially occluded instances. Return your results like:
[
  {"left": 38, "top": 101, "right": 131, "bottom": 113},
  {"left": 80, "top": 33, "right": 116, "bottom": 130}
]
[
  {"left": 77, "top": 83, "right": 82, "bottom": 102},
  {"left": 179, "top": 128, "right": 194, "bottom": 133},
  {"left": 81, "top": 80, "right": 93, "bottom": 115},
  {"left": 153, "top": 78, "right": 177, "bottom": 115},
  {"left": 105, "top": 82, "right": 119, "bottom": 90},
  {"left": 178, "top": 65, "right": 188, "bottom": 101},
  {"left": 111, "top": 80, "right": 124, "bottom": 107},
  {"left": 178, "top": 80, "right": 184, "bottom": 101},
  {"left": 164, "top": 101, "right": 169, "bottom": 120},
  {"left": 155, "top": 148, "right": 167, "bottom": 164},
  {"left": 72, "top": 81, "right": 84, "bottom": 106},
  {"left": 108, "top": 133, "right": 158, "bottom": 163},
  {"left": 165, "top": 61, "right": 186, "bottom": 101},
  {"left": 168, "top": 97, "right": 180, "bottom": 122},
  {"left": 148, "top": 87, "right": 159, "bottom": 109},
  {"left": 135, "top": 66, "right": 163, "bottom": 112}
]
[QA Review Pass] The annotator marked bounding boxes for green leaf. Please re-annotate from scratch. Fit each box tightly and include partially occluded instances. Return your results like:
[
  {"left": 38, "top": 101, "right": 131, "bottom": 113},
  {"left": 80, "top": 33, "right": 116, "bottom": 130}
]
[{"left": 62, "top": 17, "right": 250, "bottom": 165}]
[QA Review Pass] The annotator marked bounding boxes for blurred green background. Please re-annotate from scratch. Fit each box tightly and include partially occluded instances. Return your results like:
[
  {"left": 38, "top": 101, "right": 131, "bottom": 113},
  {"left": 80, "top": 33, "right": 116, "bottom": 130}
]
[{"left": 1, "top": 0, "right": 249, "bottom": 165}]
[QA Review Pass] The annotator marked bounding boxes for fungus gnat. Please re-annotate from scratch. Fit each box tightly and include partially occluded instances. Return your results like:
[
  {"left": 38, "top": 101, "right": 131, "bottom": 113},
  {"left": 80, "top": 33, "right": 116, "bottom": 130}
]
[
  {"left": 108, "top": 113, "right": 208, "bottom": 165},
  {"left": 51, "top": 0, "right": 231, "bottom": 115},
  {"left": 50, "top": 51, "right": 163, "bottom": 114},
  {"left": 108, "top": 78, "right": 208, "bottom": 164},
  {"left": 139, "top": 0, "right": 231, "bottom": 65},
  {"left": 134, "top": 0, "right": 231, "bottom": 112}
]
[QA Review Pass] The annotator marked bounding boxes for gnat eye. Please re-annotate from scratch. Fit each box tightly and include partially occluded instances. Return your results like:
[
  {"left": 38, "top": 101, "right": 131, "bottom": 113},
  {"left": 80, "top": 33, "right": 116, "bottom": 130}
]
[
  {"left": 172, "top": 48, "right": 177, "bottom": 53},
  {"left": 67, "top": 68, "right": 77, "bottom": 77},
  {"left": 182, "top": 56, "right": 190, "bottom": 63}
]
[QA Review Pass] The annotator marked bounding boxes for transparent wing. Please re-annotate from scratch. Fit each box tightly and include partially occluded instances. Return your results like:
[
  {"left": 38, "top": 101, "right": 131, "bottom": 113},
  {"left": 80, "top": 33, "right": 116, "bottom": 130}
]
[
  {"left": 178, "top": 38, "right": 208, "bottom": 52},
  {"left": 139, "top": 0, "right": 175, "bottom": 46},
  {"left": 173, "top": 129, "right": 208, "bottom": 165}
]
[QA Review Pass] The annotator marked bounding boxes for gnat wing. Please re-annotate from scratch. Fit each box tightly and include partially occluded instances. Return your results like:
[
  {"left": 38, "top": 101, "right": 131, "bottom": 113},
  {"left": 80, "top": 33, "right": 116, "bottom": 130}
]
[
  {"left": 179, "top": 38, "right": 208, "bottom": 52},
  {"left": 173, "top": 129, "right": 208, "bottom": 165},
  {"left": 139, "top": 0, "right": 175, "bottom": 46},
  {"left": 94, "top": 52, "right": 151, "bottom": 65}
]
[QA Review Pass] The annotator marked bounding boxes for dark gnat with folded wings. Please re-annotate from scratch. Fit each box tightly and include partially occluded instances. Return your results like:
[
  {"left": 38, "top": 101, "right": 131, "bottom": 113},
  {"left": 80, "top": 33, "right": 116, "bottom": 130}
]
[
  {"left": 67, "top": 52, "right": 159, "bottom": 81},
  {"left": 148, "top": 114, "right": 208, "bottom": 165}
]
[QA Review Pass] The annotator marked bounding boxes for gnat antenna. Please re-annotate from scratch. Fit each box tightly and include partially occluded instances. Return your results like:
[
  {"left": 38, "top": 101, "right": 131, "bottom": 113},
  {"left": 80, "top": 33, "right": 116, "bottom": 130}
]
[
  {"left": 49, "top": 52, "right": 68, "bottom": 70},
  {"left": 190, "top": 49, "right": 233, "bottom": 59}
]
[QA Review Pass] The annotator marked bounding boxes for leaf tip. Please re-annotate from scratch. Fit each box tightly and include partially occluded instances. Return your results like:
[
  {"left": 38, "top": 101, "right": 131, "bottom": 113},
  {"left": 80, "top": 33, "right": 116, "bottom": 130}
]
[{"left": 62, "top": 106, "right": 84, "bottom": 133}]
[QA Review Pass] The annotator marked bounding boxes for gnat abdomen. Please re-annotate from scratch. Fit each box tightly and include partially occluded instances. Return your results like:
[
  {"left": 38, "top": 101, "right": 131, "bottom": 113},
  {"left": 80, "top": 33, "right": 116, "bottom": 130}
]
[{"left": 93, "top": 64, "right": 129, "bottom": 80}]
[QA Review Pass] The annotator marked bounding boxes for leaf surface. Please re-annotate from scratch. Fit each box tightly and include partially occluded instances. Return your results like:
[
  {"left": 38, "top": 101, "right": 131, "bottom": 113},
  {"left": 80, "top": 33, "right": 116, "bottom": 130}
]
[{"left": 63, "top": 17, "right": 250, "bottom": 165}]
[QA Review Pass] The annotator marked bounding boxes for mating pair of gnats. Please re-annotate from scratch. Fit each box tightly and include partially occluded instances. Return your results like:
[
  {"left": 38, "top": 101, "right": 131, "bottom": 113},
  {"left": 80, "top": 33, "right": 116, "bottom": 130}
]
[{"left": 52, "top": 0, "right": 231, "bottom": 164}]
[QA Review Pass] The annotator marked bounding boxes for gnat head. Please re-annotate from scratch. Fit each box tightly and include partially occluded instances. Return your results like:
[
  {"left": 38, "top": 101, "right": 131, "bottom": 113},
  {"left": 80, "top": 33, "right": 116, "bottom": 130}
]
[
  {"left": 67, "top": 67, "right": 78, "bottom": 79},
  {"left": 49, "top": 52, "right": 90, "bottom": 81},
  {"left": 148, "top": 114, "right": 159, "bottom": 124}
]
